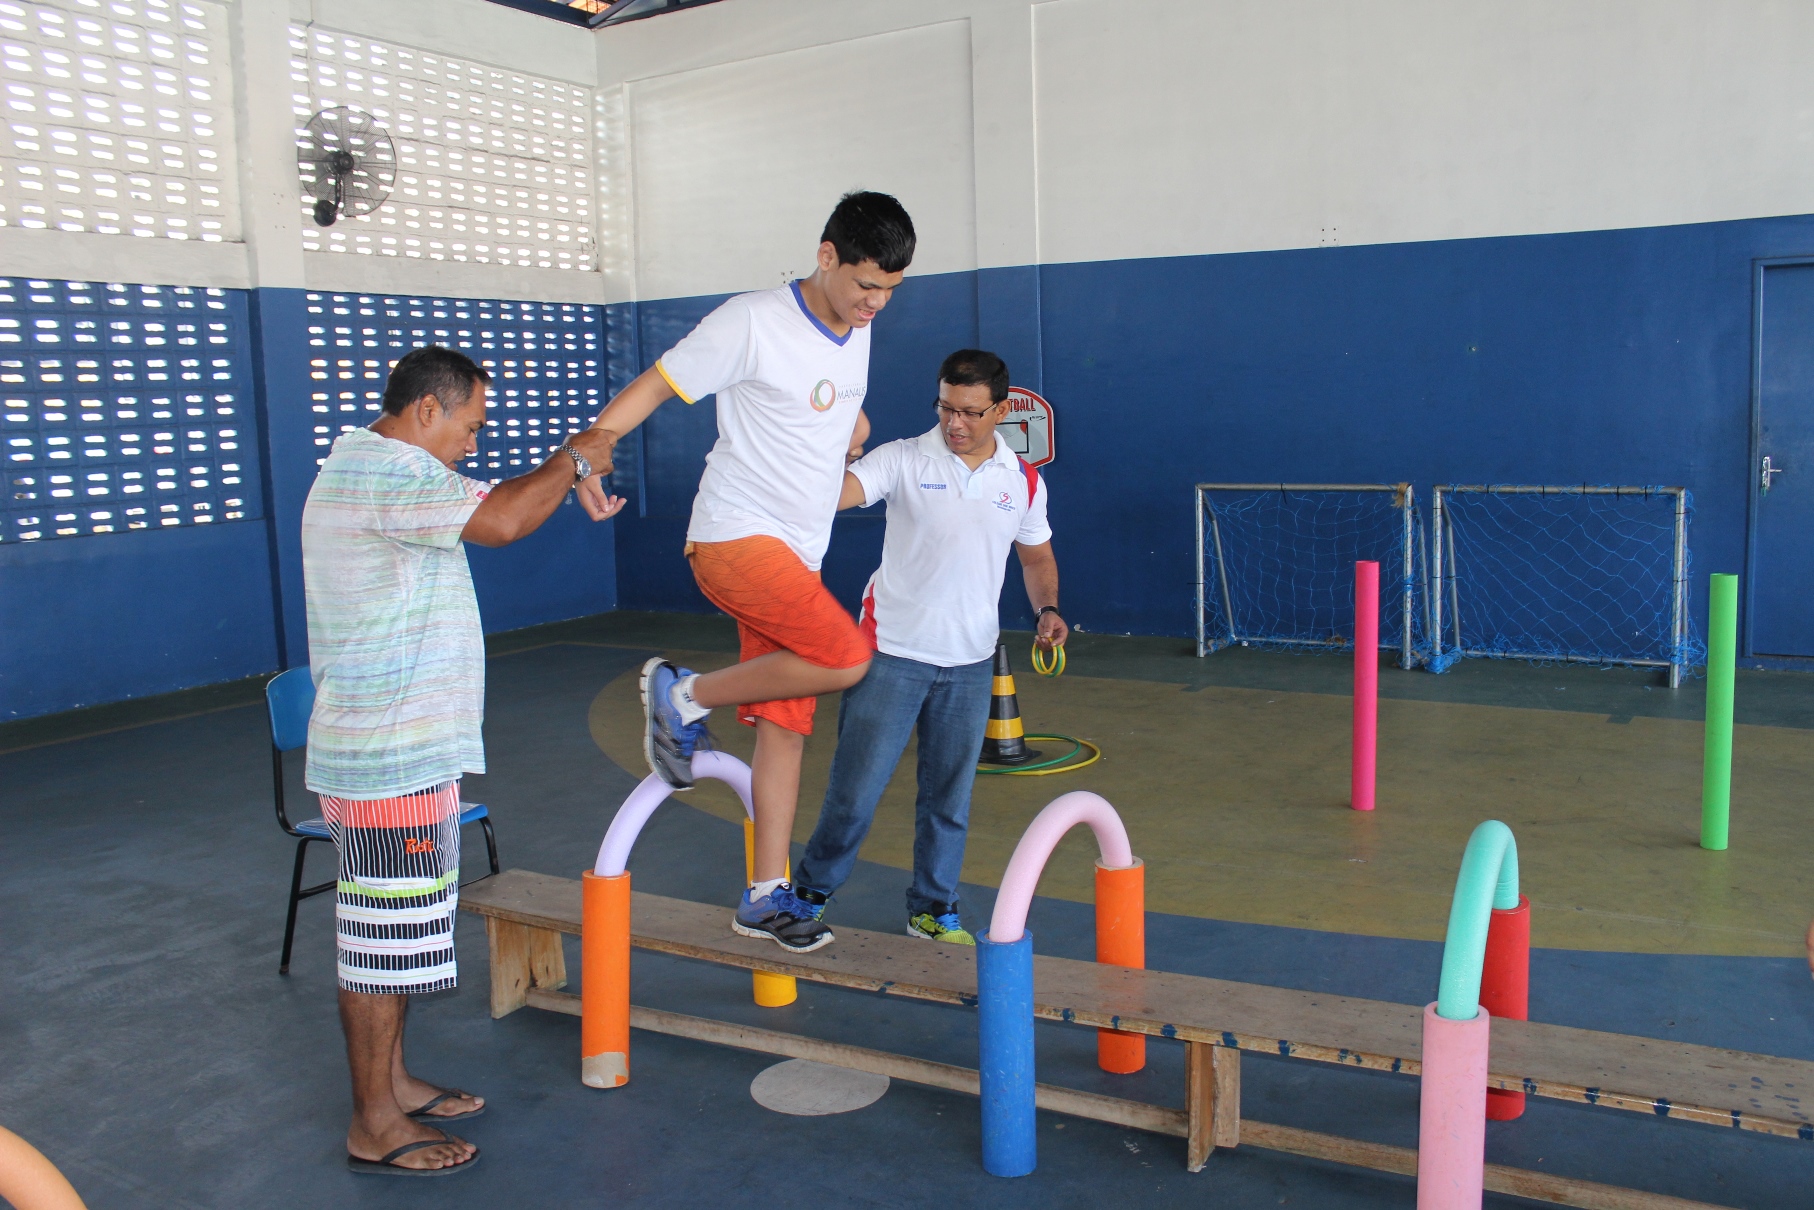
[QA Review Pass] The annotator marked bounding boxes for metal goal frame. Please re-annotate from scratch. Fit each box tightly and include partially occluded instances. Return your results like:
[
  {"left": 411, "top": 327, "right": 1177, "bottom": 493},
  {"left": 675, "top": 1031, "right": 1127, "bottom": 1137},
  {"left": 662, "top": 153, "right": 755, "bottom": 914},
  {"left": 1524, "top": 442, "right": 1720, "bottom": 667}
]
[
  {"left": 1195, "top": 483, "right": 1419, "bottom": 669},
  {"left": 1429, "top": 484, "right": 1691, "bottom": 688}
]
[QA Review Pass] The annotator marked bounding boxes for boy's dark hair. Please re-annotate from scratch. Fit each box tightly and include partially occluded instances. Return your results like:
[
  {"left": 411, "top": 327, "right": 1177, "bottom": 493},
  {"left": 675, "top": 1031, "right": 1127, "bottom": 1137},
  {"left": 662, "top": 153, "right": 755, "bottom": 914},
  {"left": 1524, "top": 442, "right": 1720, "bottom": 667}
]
[
  {"left": 821, "top": 191, "right": 916, "bottom": 273},
  {"left": 938, "top": 348, "right": 1010, "bottom": 404},
  {"left": 381, "top": 346, "right": 491, "bottom": 416}
]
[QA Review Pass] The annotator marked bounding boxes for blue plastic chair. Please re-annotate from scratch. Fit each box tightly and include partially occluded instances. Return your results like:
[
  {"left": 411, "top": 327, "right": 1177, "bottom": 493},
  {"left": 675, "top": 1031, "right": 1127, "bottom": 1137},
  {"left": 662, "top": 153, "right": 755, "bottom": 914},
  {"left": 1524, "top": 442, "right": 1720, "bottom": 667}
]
[{"left": 266, "top": 666, "right": 499, "bottom": 975}]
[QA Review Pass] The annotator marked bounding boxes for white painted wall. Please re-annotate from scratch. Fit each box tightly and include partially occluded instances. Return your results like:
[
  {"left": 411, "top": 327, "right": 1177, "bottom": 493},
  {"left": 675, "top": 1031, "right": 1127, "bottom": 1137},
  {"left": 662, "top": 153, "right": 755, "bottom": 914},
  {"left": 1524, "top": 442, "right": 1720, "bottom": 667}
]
[
  {"left": 627, "top": 19, "right": 977, "bottom": 302},
  {"left": 4, "top": 0, "right": 1814, "bottom": 301},
  {"left": 0, "top": 0, "right": 604, "bottom": 301},
  {"left": 1032, "top": 0, "right": 1814, "bottom": 266},
  {"left": 602, "top": 0, "right": 1814, "bottom": 297}
]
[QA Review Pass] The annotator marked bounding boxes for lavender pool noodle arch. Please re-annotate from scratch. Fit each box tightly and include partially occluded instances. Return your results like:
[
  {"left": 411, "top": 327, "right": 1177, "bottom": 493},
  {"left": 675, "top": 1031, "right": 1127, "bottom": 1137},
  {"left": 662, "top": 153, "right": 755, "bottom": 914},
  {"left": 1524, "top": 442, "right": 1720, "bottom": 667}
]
[
  {"left": 593, "top": 750, "right": 754, "bottom": 877},
  {"left": 978, "top": 791, "right": 1138, "bottom": 1177}
]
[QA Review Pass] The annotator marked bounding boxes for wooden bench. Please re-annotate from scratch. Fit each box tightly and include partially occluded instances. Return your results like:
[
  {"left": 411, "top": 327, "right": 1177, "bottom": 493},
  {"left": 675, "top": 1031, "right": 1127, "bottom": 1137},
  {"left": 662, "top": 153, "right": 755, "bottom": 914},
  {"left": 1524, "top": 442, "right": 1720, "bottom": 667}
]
[{"left": 464, "top": 869, "right": 1810, "bottom": 1210}]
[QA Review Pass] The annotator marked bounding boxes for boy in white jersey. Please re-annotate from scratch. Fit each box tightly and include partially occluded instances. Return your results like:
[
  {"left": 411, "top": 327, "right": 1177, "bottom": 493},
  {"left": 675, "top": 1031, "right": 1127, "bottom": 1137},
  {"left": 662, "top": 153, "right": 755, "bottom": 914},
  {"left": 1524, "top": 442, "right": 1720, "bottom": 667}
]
[{"left": 574, "top": 192, "right": 915, "bottom": 952}]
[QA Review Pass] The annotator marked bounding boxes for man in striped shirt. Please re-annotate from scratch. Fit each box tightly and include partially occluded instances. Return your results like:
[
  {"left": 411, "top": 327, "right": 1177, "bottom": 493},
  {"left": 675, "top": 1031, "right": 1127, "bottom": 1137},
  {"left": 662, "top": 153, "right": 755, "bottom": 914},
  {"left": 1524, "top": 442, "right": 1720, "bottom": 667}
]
[{"left": 302, "top": 346, "right": 622, "bottom": 1175}]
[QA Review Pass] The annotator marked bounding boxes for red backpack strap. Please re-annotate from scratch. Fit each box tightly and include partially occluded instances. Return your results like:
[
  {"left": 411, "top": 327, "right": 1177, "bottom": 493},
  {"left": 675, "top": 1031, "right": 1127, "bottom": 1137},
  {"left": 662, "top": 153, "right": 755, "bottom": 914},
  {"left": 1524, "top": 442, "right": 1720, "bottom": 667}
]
[{"left": 1017, "top": 456, "right": 1039, "bottom": 508}]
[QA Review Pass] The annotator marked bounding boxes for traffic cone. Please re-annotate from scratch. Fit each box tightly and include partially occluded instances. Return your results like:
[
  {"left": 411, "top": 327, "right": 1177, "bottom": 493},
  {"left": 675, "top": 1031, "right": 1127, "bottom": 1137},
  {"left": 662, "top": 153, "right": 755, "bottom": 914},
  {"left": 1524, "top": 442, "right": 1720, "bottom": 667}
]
[{"left": 980, "top": 643, "right": 1040, "bottom": 765}]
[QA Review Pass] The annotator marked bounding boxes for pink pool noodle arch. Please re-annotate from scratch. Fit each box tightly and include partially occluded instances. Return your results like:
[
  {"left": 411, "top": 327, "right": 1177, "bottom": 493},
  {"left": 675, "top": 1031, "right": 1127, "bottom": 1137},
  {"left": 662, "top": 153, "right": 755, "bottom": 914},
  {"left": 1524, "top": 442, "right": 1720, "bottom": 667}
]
[
  {"left": 989, "top": 791, "right": 1136, "bottom": 944},
  {"left": 594, "top": 749, "right": 753, "bottom": 877}
]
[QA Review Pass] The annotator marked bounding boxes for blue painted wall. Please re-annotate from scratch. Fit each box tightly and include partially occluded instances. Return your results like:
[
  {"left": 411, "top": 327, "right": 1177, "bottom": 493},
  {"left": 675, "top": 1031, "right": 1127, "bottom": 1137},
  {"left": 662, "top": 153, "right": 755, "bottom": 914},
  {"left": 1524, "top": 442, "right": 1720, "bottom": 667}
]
[
  {"left": 0, "top": 521, "right": 280, "bottom": 718},
  {"left": 3, "top": 283, "right": 619, "bottom": 721},
  {"left": 11, "top": 210, "right": 1811, "bottom": 718},
  {"left": 616, "top": 215, "right": 1814, "bottom": 650}
]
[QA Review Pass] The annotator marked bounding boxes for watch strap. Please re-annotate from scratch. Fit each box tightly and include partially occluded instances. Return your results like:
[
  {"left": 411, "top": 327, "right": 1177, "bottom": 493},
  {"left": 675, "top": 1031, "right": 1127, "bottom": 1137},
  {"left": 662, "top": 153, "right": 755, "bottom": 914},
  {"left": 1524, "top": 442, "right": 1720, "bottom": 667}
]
[{"left": 557, "top": 443, "right": 591, "bottom": 482}]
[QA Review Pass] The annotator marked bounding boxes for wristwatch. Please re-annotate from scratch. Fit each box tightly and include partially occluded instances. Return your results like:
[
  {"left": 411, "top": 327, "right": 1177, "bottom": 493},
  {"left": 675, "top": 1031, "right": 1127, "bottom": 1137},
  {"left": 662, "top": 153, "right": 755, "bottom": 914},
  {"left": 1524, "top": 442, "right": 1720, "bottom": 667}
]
[
  {"left": 1034, "top": 605, "right": 1061, "bottom": 621},
  {"left": 557, "top": 443, "right": 592, "bottom": 483}
]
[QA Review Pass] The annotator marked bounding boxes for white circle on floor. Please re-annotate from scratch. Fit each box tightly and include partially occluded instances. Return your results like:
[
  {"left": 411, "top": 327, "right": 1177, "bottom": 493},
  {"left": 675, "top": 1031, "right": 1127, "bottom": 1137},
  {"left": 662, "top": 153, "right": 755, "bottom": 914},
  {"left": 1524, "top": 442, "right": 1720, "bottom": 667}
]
[{"left": 750, "top": 1059, "right": 890, "bottom": 1116}]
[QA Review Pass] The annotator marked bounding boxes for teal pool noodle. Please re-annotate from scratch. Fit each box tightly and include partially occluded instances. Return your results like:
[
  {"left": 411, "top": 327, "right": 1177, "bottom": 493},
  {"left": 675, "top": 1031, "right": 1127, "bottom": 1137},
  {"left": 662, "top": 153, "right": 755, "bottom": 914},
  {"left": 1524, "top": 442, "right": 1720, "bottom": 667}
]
[{"left": 1435, "top": 820, "right": 1520, "bottom": 1021}]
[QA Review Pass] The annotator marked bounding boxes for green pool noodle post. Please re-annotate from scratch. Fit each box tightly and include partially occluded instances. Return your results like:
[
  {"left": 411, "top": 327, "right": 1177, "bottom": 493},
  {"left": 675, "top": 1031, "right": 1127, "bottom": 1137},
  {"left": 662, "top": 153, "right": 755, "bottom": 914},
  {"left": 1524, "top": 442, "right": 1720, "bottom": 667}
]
[
  {"left": 1435, "top": 820, "right": 1520, "bottom": 1021},
  {"left": 1700, "top": 573, "right": 1738, "bottom": 852}
]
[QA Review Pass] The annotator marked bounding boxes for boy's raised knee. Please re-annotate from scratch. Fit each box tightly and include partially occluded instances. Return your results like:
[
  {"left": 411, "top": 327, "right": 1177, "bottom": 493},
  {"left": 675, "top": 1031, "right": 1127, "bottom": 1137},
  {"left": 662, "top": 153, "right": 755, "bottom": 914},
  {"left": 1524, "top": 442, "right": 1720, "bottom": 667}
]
[{"left": 830, "top": 658, "right": 870, "bottom": 691}]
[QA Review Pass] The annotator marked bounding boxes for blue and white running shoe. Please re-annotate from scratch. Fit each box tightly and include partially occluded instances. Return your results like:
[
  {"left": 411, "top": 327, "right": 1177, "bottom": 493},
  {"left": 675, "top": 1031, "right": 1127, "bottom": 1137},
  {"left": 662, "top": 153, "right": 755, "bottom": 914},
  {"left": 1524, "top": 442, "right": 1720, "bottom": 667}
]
[
  {"left": 639, "top": 657, "right": 710, "bottom": 790},
  {"left": 733, "top": 883, "right": 834, "bottom": 953}
]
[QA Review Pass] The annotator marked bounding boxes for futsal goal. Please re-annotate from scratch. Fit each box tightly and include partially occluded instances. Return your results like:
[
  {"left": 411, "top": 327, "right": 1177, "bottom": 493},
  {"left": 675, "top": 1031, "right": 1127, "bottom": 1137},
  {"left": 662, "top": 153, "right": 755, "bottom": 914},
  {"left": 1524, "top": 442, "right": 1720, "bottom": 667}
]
[
  {"left": 1430, "top": 485, "right": 1700, "bottom": 688},
  {"left": 1194, "top": 484, "right": 1425, "bottom": 668}
]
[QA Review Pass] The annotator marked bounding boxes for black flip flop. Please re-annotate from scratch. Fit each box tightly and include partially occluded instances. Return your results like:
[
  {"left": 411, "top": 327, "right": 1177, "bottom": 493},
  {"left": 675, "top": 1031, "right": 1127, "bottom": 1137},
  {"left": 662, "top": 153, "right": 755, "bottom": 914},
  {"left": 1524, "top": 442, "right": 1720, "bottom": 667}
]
[
  {"left": 347, "top": 1139, "right": 480, "bottom": 1176},
  {"left": 407, "top": 1090, "right": 486, "bottom": 1122}
]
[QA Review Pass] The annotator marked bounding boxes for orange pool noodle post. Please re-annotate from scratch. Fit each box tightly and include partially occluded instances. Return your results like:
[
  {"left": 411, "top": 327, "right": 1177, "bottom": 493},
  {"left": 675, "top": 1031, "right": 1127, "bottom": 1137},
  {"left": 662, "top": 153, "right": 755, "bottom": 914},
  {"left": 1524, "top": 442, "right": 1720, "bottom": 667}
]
[
  {"left": 743, "top": 816, "right": 799, "bottom": 1008},
  {"left": 1480, "top": 894, "right": 1531, "bottom": 1120},
  {"left": 581, "top": 869, "right": 631, "bottom": 1088},
  {"left": 1095, "top": 858, "right": 1146, "bottom": 1073}
]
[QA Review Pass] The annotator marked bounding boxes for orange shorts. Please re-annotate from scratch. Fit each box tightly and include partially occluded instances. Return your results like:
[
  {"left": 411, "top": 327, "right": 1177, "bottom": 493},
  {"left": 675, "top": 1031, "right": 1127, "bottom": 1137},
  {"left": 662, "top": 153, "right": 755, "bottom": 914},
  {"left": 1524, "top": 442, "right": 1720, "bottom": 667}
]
[{"left": 686, "top": 535, "right": 871, "bottom": 735}]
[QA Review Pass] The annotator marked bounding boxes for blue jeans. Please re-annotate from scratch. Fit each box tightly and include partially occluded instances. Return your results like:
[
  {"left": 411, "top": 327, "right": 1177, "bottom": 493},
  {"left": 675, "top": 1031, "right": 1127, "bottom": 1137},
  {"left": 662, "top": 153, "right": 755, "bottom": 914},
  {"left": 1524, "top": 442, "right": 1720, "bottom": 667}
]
[{"left": 797, "top": 650, "right": 993, "bottom": 918}]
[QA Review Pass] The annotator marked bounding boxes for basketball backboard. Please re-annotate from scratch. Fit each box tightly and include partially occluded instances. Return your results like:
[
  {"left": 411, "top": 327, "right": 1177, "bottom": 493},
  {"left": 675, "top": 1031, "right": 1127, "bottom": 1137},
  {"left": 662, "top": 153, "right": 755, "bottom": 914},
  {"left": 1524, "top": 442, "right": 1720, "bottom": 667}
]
[{"left": 997, "top": 387, "right": 1054, "bottom": 468}]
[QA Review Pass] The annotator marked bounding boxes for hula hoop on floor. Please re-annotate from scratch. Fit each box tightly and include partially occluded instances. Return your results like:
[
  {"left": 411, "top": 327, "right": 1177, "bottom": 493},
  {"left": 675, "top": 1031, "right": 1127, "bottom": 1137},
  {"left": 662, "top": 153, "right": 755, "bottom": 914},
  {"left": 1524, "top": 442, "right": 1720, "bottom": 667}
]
[{"left": 976, "top": 734, "right": 1101, "bottom": 777}]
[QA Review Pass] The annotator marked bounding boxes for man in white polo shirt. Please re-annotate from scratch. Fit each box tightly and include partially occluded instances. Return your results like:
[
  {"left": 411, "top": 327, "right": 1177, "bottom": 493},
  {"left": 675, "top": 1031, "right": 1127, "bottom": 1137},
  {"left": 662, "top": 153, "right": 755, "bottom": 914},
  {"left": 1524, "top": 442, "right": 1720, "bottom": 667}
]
[{"left": 792, "top": 349, "right": 1067, "bottom": 943}]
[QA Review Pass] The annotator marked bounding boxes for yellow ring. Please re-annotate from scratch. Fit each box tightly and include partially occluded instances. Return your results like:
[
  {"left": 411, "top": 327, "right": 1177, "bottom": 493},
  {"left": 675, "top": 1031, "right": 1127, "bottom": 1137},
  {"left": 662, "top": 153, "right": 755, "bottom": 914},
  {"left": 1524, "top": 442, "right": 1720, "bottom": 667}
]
[
  {"left": 982, "top": 735, "right": 1100, "bottom": 776},
  {"left": 1030, "top": 641, "right": 1065, "bottom": 677}
]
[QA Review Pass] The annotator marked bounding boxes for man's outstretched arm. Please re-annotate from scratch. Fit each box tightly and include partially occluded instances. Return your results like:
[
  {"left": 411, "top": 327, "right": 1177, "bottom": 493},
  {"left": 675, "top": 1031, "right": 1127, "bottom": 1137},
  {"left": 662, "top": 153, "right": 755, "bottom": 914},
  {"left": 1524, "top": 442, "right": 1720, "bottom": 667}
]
[
  {"left": 463, "top": 426, "right": 623, "bottom": 547},
  {"left": 573, "top": 366, "right": 678, "bottom": 518}
]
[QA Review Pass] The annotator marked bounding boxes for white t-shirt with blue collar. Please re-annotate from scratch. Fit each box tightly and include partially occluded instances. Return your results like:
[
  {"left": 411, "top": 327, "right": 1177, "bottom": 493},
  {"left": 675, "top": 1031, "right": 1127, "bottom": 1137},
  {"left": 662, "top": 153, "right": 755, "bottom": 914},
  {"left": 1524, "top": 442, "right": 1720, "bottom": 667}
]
[
  {"left": 848, "top": 426, "right": 1053, "bottom": 667},
  {"left": 655, "top": 282, "right": 869, "bottom": 570}
]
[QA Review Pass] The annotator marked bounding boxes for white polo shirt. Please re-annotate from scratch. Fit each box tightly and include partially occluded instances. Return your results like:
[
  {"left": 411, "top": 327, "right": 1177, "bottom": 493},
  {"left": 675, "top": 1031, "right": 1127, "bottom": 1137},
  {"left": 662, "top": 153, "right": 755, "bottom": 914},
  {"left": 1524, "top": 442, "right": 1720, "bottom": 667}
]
[
  {"left": 848, "top": 426, "right": 1053, "bottom": 668},
  {"left": 655, "top": 282, "right": 869, "bottom": 570}
]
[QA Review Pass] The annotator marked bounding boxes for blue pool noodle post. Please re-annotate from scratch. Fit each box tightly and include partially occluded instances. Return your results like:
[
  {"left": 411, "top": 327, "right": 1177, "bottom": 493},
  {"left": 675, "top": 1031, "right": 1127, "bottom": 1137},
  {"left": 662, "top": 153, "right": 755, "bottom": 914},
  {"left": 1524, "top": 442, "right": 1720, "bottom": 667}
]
[{"left": 977, "top": 929, "right": 1037, "bottom": 1177}]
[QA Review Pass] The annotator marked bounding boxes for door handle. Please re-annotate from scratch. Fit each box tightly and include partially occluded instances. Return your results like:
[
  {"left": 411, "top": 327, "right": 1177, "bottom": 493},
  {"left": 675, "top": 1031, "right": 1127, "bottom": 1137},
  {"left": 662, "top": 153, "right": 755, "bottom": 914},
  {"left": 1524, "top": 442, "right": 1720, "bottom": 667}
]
[{"left": 1762, "top": 455, "right": 1784, "bottom": 492}]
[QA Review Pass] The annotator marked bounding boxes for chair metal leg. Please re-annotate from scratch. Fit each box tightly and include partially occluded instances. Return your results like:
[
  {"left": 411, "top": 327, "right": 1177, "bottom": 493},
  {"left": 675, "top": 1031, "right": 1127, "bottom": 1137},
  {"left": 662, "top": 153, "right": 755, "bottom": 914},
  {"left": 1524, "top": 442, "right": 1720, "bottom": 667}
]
[
  {"left": 280, "top": 836, "right": 313, "bottom": 975},
  {"left": 480, "top": 815, "right": 499, "bottom": 876}
]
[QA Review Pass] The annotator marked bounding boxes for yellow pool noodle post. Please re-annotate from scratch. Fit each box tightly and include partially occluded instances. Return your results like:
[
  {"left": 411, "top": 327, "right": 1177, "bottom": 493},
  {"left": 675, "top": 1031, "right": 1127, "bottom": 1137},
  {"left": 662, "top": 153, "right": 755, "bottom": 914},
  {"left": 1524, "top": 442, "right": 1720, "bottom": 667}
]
[{"left": 743, "top": 815, "right": 799, "bottom": 1007}]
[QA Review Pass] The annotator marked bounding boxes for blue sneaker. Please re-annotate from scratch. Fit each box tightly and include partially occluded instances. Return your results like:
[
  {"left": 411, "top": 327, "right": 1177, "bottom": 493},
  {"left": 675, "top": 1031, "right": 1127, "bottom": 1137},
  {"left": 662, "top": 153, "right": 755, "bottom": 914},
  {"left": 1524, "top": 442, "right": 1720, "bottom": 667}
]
[
  {"left": 733, "top": 883, "right": 834, "bottom": 953},
  {"left": 792, "top": 884, "right": 831, "bottom": 921},
  {"left": 639, "top": 658, "right": 710, "bottom": 790}
]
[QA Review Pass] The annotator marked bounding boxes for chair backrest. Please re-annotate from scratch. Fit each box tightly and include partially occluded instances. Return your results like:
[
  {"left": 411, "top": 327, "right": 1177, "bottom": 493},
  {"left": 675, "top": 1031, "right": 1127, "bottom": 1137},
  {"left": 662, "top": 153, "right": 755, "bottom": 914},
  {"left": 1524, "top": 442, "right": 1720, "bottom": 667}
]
[{"left": 266, "top": 666, "right": 315, "bottom": 752}]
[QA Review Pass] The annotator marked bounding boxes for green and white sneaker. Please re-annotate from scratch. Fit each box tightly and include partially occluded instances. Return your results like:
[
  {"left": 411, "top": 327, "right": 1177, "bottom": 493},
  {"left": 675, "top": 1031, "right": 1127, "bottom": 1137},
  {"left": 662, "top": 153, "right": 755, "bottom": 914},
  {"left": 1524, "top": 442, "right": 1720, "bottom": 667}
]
[{"left": 907, "top": 910, "right": 975, "bottom": 946}]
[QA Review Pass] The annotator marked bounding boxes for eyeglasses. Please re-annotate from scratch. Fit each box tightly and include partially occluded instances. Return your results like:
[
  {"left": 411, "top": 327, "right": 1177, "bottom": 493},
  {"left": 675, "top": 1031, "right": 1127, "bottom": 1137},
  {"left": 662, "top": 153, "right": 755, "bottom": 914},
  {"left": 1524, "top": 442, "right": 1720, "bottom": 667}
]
[{"left": 934, "top": 400, "right": 999, "bottom": 423}]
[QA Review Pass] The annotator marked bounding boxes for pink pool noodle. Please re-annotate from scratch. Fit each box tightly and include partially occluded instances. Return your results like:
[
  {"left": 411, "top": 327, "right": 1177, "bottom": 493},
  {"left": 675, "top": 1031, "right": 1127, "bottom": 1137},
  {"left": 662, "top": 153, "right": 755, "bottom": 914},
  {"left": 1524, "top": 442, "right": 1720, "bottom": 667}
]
[
  {"left": 1353, "top": 559, "right": 1379, "bottom": 811},
  {"left": 1416, "top": 1002, "right": 1491, "bottom": 1209},
  {"left": 594, "top": 750, "right": 753, "bottom": 877},
  {"left": 990, "top": 791, "right": 1135, "bottom": 944}
]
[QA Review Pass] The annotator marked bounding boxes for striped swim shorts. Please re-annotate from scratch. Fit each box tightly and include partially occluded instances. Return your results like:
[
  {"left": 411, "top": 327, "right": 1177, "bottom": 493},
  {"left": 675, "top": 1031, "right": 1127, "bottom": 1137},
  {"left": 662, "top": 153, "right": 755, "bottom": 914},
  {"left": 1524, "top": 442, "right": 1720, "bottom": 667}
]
[{"left": 318, "top": 781, "right": 462, "bottom": 995}]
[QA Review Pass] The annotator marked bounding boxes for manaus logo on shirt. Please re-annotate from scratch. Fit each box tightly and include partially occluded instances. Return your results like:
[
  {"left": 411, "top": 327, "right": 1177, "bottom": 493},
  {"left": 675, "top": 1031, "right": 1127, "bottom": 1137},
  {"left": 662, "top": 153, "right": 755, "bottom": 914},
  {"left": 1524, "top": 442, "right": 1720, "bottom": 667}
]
[{"left": 809, "top": 379, "right": 837, "bottom": 412}]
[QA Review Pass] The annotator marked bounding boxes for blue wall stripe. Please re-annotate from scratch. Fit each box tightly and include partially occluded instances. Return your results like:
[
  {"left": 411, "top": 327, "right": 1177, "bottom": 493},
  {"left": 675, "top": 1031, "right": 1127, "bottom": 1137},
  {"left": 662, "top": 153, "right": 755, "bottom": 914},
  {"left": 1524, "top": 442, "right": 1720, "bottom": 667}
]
[
  {"left": 2, "top": 281, "right": 620, "bottom": 721},
  {"left": 0, "top": 521, "right": 280, "bottom": 718},
  {"left": 615, "top": 213, "right": 1814, "bottom": 653}
]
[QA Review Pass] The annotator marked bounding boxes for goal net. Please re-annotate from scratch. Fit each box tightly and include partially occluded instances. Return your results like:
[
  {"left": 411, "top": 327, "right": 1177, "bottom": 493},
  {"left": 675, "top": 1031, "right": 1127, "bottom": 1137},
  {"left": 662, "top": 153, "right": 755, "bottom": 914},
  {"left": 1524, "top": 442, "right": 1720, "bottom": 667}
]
[
  {"left": 1195, "top": 484, "right": 1426, "bottom": 666},
  {"left": 1430, "top": 486, "right": 1702, "bottom": 686}
]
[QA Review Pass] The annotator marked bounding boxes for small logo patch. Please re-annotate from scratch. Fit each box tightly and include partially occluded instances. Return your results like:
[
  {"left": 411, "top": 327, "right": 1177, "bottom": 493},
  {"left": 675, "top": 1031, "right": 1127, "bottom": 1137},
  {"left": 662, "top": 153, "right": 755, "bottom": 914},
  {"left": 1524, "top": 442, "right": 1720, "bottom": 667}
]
[
  {"left": 994, "top": 491, "right": 1016, "bottom": 512},
  {"left": 809, "top": 379, "right": 837, "bottom": 412},
  {"left": 404, "top": 837, "right": 435, "bottom": 854}
]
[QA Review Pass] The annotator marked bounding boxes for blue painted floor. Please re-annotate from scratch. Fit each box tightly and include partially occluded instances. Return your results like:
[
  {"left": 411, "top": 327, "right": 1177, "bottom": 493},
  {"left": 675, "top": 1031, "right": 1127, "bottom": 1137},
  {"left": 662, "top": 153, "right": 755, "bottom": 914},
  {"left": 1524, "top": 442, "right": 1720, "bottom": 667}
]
[{"left": 0, "top": 639, "right": 1808, "bottom": 1207}]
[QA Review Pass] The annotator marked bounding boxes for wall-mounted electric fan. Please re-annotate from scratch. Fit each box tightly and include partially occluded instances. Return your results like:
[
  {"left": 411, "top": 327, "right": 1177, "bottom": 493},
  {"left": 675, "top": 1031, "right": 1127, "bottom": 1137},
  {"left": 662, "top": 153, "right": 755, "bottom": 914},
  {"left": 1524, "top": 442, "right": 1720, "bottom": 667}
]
[{"left": 298, "top": 106, "right": 396, "bottom": 228}]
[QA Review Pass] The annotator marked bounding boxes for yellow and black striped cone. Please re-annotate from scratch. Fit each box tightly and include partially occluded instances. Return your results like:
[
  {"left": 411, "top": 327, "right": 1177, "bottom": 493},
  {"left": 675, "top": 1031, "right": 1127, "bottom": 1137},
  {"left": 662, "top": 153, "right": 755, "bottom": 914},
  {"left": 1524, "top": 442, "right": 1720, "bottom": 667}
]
[{"left": 980, "top": 643, "right": 1040, "bottom": 765}]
